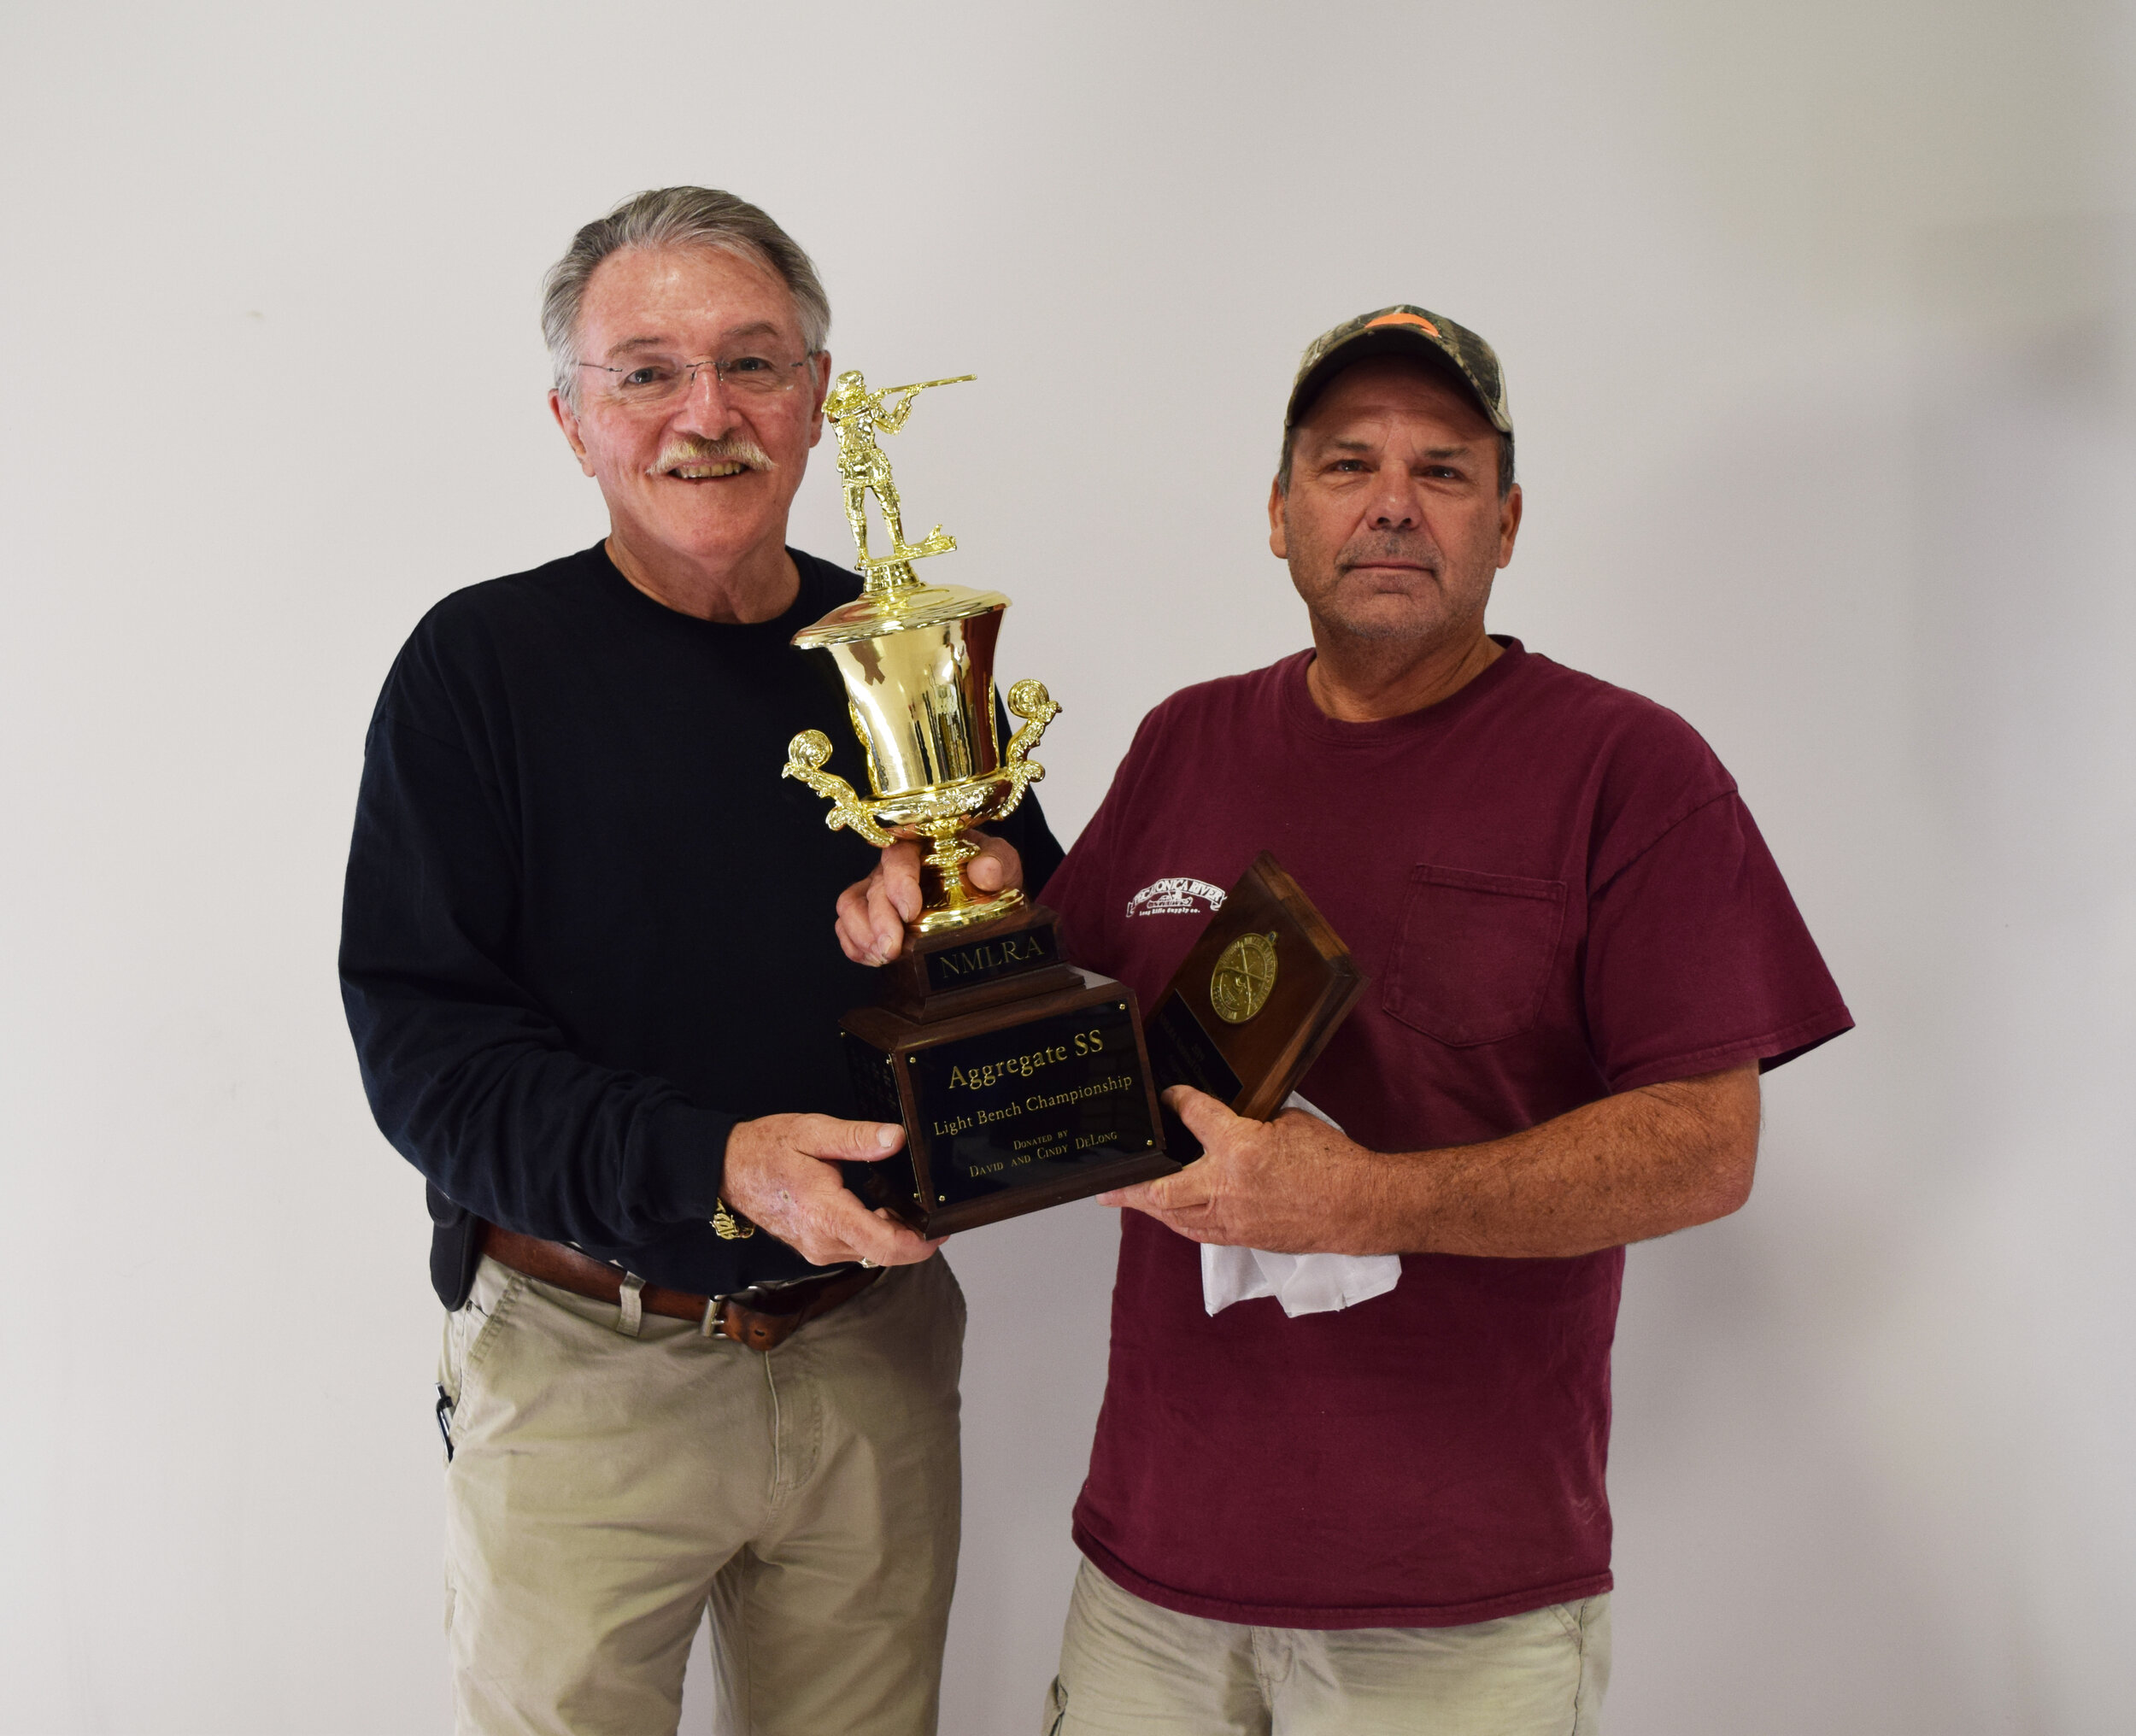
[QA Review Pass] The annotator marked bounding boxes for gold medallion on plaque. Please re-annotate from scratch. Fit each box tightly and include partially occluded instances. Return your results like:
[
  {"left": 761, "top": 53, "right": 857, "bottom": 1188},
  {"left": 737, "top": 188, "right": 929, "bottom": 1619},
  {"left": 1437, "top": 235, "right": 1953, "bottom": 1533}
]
[{"left": 1210, "top": 931, "right": 1279, "bottom": 1024}]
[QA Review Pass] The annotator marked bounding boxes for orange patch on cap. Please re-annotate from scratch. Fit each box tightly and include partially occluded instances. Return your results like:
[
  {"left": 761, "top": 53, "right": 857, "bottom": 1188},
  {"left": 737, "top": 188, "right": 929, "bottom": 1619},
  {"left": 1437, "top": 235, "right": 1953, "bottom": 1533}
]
[{"left": 1365, "top": 310, "right": 1442, "bottom": 338}]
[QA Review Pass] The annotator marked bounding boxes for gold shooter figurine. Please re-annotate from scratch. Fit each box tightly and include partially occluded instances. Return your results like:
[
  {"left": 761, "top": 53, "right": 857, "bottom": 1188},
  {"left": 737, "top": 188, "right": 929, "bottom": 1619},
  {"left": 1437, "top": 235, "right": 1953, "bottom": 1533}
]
[
  {"left": 824, "top": 369, "right": 974, "bottom": 578},
  {"left": 783, "top": 369, "right": 1060, "bottom": 934}
]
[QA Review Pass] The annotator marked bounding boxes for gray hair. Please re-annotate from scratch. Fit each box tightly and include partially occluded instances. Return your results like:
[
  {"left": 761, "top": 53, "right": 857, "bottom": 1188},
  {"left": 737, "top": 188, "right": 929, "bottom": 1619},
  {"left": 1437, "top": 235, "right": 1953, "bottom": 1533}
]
[{"left": 542, "top": 187, "right": 831, "bottom": 408}]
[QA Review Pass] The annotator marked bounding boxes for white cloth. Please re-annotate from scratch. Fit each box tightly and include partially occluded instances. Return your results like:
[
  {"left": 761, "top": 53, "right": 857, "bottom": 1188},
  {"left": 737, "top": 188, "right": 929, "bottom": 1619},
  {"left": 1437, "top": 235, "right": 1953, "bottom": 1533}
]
[{"left": 1199, "top": 1094, "right": 1404, "bottom": 1318}]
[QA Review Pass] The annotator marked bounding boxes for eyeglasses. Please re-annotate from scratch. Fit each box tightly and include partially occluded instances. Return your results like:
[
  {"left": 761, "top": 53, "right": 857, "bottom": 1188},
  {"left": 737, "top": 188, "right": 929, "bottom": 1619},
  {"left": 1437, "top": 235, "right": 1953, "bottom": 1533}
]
[{"left": 577, "top": 349, "right": 816, "bottom": 408}]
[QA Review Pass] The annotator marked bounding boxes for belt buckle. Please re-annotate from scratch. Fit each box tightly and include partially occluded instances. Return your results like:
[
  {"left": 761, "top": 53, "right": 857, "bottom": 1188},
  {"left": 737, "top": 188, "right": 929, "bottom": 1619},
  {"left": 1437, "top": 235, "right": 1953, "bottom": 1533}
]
[
  {"left": 701, "top": 1287, "right": 777, "bottom": 1351},
  {"left": 702, "top": 1266, "right": 863, "bottom": 1349}
]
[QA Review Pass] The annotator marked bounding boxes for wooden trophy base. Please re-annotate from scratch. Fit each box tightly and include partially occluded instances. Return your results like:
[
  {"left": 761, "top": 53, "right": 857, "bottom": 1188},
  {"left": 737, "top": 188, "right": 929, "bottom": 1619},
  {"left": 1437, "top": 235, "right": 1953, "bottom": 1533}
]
[{"left": 842, "top": 904, "right": 1173, "bottom": 1236}]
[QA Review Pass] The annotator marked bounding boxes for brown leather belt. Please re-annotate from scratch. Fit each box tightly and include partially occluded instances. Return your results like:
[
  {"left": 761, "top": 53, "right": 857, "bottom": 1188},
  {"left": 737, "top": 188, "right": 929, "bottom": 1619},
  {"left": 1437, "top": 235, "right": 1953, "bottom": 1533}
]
[{"left": 477, "top": 1223, "right": 881, "bottom": 1352}]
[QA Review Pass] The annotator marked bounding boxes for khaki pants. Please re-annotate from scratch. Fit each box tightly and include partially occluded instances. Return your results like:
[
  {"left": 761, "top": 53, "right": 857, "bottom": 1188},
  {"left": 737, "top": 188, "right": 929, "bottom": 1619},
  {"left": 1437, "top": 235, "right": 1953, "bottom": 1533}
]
[
  {"left": 1044, "top": 1559, "right": 1611, "bottom": 1735},
  {"left": 439, "top": 1253, "right": 965, "bottom": 1736}
]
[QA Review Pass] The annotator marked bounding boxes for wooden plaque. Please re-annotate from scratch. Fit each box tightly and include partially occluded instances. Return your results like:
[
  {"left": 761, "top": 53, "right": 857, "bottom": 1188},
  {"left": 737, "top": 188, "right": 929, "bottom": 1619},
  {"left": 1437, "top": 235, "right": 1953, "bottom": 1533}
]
[{"left": 1142, "top": 852, "right": 1366, "bottom": 1156}]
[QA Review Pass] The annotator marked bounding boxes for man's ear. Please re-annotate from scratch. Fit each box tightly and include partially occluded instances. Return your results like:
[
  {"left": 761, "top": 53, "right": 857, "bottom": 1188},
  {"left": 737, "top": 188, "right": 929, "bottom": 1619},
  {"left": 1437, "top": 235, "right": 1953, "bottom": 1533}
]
[
  {"left": 1268, "top": 476, "right": 1288, "bottom": 560},
  {"left": 549, "top": 390, "right": 596, "bottom": 478},
  {"left": 1496, "top": 483, "right": 1523, "bottom": 568},
  {"left": 806, "top": 350, "right": 832, "bottom": 449}
]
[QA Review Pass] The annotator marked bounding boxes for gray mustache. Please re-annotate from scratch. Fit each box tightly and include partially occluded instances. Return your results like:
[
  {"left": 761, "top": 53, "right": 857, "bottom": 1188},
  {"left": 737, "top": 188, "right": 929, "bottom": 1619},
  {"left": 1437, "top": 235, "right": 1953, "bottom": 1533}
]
[{"left": 649, "top": 435, "right": 777, "bottom": 473}]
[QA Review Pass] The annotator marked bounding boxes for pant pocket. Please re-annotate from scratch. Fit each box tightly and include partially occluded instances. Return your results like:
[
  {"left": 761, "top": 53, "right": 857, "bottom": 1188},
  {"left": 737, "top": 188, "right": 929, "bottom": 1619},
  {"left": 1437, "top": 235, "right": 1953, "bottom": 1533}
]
[{"left": 437, "top": 1264, "right": 524, "bottom": 1459}]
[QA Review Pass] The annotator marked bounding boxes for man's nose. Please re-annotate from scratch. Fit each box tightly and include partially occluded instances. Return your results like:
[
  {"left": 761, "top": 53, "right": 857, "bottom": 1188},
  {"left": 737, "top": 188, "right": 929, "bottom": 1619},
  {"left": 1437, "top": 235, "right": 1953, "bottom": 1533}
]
[
  {"left": 1365, "top": 472, "right": 1422, "bottom": 531},
  {"left": 674, "top": 363, "right": 744, "bottom": 434}
]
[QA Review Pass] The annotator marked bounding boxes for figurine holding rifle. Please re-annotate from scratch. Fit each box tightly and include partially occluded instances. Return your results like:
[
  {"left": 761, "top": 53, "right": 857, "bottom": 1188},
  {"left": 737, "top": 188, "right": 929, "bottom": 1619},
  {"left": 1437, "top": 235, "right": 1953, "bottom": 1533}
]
[{"left": 824, "top": 368, "right": 974, "bottom": 576}]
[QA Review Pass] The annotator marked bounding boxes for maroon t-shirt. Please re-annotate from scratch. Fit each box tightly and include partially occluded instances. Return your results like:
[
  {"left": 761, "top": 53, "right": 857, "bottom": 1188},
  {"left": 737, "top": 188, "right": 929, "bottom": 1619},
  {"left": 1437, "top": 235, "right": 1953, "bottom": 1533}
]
[{"left": 1041, "top": 641, "right": 1851, "bottom": 1629}]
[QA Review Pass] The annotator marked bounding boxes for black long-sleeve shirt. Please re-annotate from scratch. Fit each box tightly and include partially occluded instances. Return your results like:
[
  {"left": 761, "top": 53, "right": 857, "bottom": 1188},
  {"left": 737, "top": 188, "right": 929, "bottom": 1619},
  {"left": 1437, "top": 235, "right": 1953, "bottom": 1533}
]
[{"left": 340, "top": 542, "right": 1065, "bottom": 1306}]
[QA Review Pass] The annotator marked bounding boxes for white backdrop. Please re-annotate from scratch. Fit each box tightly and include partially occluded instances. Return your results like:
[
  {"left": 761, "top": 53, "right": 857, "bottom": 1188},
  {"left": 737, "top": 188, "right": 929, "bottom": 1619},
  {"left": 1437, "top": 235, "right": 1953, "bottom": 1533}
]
[{"left": 3, "top": 3, "right": 2132, "bottom": 1732}]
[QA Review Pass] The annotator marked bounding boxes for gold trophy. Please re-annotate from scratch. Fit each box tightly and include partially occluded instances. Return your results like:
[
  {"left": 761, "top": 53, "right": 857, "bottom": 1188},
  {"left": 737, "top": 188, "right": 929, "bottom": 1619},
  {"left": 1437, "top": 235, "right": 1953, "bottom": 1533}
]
[
  {"left": 783, "top": 369, "right": 1171, "bottom": 1234},
  {"left": 783, "top": 369, "right": 1056, "bottom": 930}
]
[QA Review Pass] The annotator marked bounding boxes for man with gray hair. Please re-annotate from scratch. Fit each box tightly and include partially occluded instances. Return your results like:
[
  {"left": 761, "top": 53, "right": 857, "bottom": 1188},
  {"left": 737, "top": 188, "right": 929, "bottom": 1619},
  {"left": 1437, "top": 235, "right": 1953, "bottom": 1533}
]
[{"left": 341, "top": 187, "right": 1061, "bottom": 1734}]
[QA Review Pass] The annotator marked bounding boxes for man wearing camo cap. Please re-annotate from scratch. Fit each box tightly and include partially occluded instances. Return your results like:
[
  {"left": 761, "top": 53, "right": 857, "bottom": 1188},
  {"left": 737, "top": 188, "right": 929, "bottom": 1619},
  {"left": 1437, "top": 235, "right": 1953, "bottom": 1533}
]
[{"left": 844, "top": 303, "right": 1854, "bottom": 1730}]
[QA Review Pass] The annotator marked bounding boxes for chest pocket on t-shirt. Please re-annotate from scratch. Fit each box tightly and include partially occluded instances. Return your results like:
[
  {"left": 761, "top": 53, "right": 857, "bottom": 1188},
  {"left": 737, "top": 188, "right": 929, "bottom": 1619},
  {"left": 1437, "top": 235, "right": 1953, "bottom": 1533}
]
[{"left": 1382, "top": 865, "right": 1568, "bottom": 1047}]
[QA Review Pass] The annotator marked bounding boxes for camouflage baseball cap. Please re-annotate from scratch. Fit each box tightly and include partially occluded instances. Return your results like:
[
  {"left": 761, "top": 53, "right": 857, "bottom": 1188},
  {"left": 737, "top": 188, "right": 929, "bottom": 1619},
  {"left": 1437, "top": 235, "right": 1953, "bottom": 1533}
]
[{"left": 1284, "top": 305, "right": 1511, "bottom": 437}]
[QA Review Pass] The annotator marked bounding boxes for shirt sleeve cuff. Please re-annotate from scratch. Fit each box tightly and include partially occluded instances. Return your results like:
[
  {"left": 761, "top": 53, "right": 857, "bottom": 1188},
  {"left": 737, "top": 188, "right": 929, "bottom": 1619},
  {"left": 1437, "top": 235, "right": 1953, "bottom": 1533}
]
[
  {"left": 632, "top": 1099, "right": 737, "bottom": 1227},
  {"left": 1605, "top": 1005, "right": 1855, "bottom": 1094}
]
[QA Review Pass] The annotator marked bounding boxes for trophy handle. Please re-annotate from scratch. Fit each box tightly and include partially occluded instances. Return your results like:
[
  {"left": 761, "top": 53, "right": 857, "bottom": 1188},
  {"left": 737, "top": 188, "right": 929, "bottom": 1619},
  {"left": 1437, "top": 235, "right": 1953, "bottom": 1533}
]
[
  {"left": 982, "top": 679, "right": 1058, "bottom": 824},
  {"left": 783, "top": 730, "right": 897, "bottom": 848}
]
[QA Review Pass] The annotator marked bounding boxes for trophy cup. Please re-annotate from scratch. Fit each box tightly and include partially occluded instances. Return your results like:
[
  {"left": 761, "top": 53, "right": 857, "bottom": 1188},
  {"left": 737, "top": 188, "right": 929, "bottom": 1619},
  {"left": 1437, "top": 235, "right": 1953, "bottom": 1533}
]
[{"left": 783, "top": 368, "right": 1171, "bottom": 1235}]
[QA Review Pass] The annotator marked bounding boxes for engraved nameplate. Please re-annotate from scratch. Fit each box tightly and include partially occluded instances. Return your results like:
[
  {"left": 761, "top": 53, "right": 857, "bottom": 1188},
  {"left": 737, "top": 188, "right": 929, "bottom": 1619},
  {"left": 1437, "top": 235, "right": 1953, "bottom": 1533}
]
[
  {"left": 922, "top": 923, "right": 1061, "bottom": 994},
  {"left": 905, "top": 1000, "right": 1158, "bottom": 1208},
  {"left": 1145, "top": 992, "right": 1245, "bottom": 1104}
]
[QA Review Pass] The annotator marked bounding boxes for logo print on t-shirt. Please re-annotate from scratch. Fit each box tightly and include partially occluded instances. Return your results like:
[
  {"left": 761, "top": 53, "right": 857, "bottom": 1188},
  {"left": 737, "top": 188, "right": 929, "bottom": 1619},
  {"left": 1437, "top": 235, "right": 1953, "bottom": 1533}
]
[{"left": 1125, "top": 877, "right": 1227, "bottom": 918}]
